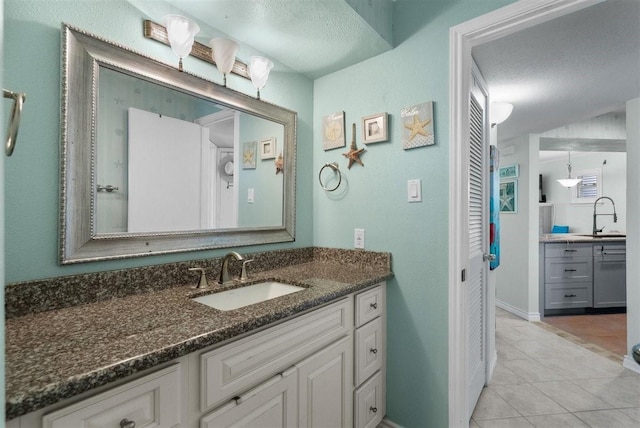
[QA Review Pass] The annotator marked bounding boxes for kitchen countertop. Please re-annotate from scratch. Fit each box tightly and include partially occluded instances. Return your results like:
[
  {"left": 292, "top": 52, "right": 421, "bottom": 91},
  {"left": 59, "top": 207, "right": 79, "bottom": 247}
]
[
  {"left": 5, "top": 257, "right": 393, "bottom": 420},
  {"left": 539, "top": 233, "right": 626, "bottom": 243}
]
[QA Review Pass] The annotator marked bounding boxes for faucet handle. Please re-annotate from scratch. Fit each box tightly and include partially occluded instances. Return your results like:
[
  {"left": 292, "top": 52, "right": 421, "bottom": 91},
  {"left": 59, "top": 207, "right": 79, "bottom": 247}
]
[
  {"left": 240, "top": 259, "right": 254, "bottom": 282},
  {"left": 188, "top": 267, "right": 208, "bottom": 289}
]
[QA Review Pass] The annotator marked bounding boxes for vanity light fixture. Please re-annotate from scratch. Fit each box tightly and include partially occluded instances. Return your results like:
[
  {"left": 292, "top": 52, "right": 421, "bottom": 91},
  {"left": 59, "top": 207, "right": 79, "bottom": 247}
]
[
  {"left": 163, "top": 15, "right": 200, "bottom": 72},
  {"left": 490, "top": 102, "right": 514, "bottom": 127},
  {"left": 210, "top": 38, "right": 239, "bottom": 87},
  {"left": 557, "top": 151, "right": 582, "bottom": 188},
  {"left": 248, "top": 56, "right": 274, "bottom": 100}
]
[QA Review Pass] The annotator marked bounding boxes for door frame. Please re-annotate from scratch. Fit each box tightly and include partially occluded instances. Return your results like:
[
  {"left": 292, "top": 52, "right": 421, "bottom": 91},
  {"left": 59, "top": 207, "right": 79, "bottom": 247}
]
[{"left": 447, "top": 0, "right": 603, "bottom": 425}]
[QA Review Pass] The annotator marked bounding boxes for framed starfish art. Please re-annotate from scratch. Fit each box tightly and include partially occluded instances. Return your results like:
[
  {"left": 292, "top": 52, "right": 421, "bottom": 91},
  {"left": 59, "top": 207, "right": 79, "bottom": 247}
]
[
  {"left": 400, "top": 101, "right": 435, "bottom": 150},
  {"left": 322, "top": 111, "right": 346, "bottom": 150},
  {"left": 242, "top": 141, "right": 257, "bottom": 169}
]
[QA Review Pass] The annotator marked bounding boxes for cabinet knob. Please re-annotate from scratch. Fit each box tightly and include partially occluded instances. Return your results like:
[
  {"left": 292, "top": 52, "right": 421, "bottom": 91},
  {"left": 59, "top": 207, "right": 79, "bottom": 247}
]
[
  {"left": 370, "top": 302, "right": 377, "bottom": 309},
  {"left": 370, "top": 406, "right": 378, "bottom": 413},
  {"left": 370, "top": 348, "right": 378, "bottom": 354},
  {"left": 120, "top": 419, "right": 136, "bottom": 428}
]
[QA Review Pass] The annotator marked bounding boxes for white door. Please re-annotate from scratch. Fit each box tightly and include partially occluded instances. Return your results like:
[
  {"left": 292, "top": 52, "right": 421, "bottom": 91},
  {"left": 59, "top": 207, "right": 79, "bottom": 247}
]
[
  {"left": 128, "top": 108, "right": 210, "bottom": 233},
  {"left": 467, "top": 66, "right": 489, "bottom": 419}
]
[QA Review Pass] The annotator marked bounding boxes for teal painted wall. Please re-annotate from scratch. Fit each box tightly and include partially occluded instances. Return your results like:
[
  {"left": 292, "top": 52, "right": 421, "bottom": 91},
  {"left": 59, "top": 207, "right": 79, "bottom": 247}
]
[
  {"left": 313, "top": 0, "right": 514, "bottom": 426},
  {"left": 3, "top": 0, "right": 313, "bottom": 283}
]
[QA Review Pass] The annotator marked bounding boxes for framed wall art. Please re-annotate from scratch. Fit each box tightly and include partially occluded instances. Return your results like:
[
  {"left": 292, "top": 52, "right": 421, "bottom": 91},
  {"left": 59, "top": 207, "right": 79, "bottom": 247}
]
[
  {"left": 242, "top": 141, "right": 257, "bottom": 169},
  {"left": 499, "top": 179, "right": 517, "bottom": 213},
  {"left": 499, "top": 164, "right": 519, "bottom": 179},
  {"left": 260, "top": 137, "right": 277, "bottom": 159},
  {"left": 401, "top": 101, "right": 434, "bottom": 150},
  {"left": 362, "top": 112, "right": 388, "bottom": 144},
  {"left": 322, "top": 111, "right": 345, "bottom": 150}
]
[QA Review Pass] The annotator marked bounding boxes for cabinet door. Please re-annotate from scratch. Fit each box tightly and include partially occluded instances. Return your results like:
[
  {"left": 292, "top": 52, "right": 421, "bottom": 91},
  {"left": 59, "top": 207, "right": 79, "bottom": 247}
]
[
  {"left": 201, "top": 368, "right": 297, "bottom": 428},
  {"left": 296, "top": 335, "right": 353, "bottom": 428}
]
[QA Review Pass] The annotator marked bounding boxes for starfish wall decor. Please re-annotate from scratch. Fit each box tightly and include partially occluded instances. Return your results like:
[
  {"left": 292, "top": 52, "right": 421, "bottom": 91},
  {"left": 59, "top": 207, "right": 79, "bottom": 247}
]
[
  {"left": 343, "top": 123, "right": 365, "bottom": 168},
  {"left": 400, "top": 101, "right": 435, "bottom": 150}
]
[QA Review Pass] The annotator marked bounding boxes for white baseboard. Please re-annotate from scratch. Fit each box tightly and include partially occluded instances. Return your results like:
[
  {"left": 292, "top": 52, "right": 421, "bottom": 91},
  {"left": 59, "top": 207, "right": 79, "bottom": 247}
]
[
  {"left": 378, "top": 417, "right": 403, "bottom": 428},
  {"left": 623, "top": 355, "right": 640, "bottom": 374},
  {"left": 496, "top": 299, "right": 540, "bottom": 322}
]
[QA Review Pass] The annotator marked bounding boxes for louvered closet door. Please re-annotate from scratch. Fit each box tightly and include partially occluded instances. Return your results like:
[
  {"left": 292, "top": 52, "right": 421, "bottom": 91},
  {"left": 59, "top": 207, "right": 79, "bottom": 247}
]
[{"left": 467, "top": 87, "right": 488, "bottom": 419}]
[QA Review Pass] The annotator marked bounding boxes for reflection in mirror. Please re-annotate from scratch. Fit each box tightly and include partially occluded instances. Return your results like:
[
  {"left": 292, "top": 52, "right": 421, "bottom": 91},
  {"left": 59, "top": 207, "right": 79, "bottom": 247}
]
[
  {"left": 96, "top": 68, "right": 284, "bottom": 234},
  {"left": 60, "top": 24, "right": 296, "bottom": 264}
]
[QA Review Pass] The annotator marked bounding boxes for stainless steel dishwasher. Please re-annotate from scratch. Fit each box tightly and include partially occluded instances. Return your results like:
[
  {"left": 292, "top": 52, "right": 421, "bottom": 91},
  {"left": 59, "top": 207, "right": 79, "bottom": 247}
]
[{"left": 593, "top": 243, "right": 626, "bottom": 308}]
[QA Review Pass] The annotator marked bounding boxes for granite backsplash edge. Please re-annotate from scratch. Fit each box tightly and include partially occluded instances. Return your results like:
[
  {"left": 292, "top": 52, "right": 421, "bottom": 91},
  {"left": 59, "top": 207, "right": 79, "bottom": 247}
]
[{"left": 5, "top": 247, "right": 391, "bottom": 318}]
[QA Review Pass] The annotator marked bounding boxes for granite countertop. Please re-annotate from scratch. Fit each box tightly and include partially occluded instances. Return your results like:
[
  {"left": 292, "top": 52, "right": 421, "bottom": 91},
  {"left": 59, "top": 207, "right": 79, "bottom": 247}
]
[
  {"left": 5, "top": 256, "right": 393, "bottom": 420},
  {"left": 539, "top": 233, "right": 626, "bottom": 243}
]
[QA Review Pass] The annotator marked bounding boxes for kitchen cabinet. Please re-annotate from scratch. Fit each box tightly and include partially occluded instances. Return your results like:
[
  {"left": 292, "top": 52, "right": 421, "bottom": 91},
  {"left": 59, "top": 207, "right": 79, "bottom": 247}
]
[
  {"left": 544, "top": 243, "right": 593, "bottom": 310},
  {"left": 541, "top": 242, "right": 626, "bottom": 314},
  {"left": 13, "top": 282, "right": 386, "bottom": 428}
]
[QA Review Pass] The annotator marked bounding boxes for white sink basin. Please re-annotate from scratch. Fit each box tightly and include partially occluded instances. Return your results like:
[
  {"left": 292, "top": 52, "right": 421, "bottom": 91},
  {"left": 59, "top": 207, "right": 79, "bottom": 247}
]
[{"left": 192, "top": 281, "right": 306, "bottom": 311}]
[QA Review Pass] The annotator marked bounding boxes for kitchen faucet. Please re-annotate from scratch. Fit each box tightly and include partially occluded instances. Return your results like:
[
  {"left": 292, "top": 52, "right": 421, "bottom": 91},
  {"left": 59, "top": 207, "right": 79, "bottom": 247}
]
[
  {"left": 218, "top": 251, "right": 245, "bottom": 285},
  {"left": 592, "top": 196, "right": 617, "bottom": 236}
]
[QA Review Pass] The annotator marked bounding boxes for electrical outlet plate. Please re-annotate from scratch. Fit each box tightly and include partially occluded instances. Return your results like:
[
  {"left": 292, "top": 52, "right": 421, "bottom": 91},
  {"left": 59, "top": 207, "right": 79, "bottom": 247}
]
[{"left": 354, "top": 228, "right": 365, "bottom": 249}]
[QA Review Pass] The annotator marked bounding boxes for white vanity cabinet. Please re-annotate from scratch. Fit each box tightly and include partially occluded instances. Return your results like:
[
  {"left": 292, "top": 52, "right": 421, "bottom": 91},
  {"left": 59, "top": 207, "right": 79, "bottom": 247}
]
[
  {"left": 353, "top": 285, "right": 386, "bottom": 428},
  {"left": 9, "top": 282, "right": 387, "bottom": 428}
]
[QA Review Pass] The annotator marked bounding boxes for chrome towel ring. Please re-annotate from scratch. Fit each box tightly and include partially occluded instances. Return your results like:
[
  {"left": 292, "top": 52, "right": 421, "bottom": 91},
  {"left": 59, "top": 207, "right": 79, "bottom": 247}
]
[
  {"left": 4, "top": 88, "right": 26, "bottom": 157},
  {"left": 319, "top": 162, "right": 342, "bottom": 192}
]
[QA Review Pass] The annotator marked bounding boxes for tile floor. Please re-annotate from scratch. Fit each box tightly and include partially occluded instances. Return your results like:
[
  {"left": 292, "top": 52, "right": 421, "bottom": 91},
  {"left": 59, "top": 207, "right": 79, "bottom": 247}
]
[{"left": 470, "top": 308, "right": 640, "bottom": 427}]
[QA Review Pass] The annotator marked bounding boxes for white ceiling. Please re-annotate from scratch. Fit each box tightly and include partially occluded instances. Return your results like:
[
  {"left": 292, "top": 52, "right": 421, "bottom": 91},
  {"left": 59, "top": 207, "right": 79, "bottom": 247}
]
[{"left": 473, "top": 0, "right": 640, "bottom": 143}]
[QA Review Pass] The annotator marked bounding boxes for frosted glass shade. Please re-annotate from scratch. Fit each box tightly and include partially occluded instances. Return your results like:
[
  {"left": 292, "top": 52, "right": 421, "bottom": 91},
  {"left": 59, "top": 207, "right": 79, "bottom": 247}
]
[
  {"left": 491, "top": 102, "right": 514, "bottom": 126},
  {"left": 248, "top": 56, "right": 274, "bottom": 90},
  {"left": 557, "top": 178, "right": 582, "bottom": 187},
  {"left": 164, "top": 15, "right": 200, "bottom": 59},
  {"left": 210, "top": 38, "right": 239, "bottom": 75}
]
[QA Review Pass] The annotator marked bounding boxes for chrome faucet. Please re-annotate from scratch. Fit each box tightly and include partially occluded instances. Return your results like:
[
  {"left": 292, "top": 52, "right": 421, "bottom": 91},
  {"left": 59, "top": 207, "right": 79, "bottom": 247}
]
[
  {"left": 592, "top": 196, "right": 617, "bottom": 235},
  {"left": 218, "top": 251, "right": 245, "bottom": 285}
]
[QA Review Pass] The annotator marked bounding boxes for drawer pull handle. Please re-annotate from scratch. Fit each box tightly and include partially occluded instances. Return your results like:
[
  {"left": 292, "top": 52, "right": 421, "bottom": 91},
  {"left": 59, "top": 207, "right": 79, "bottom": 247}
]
[
  {"left": 370, "top": 348, "right": 378, "bottom": 354},
  {"left": 564, "top": 269, "right": 577, "bottom": 272},
  {"left": 370, "top": 406, "right": 378, "bottom": 413},
  {"left": 564, "top": 249, "right": 577, "bottom": 252},
  {"left": 370, "top": 302, "right": 378, "bottom": 309},
  {"left": 564, "top": 294, "right": 577, "bottom": 298},
  {"left": 120, "top": 419, "right": 136, "bottom": 428}
]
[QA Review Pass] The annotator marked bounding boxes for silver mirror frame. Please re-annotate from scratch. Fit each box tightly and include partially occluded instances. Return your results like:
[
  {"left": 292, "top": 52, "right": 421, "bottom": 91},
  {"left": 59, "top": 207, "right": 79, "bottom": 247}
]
[{"left": 60, "top": 24, "right": 296, "bottom": 264}]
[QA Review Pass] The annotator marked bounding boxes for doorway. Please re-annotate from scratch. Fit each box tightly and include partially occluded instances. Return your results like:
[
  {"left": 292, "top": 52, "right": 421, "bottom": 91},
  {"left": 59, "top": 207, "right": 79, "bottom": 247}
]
[{"left": 448, "top": 0, "right": 640, "bottom": 425}]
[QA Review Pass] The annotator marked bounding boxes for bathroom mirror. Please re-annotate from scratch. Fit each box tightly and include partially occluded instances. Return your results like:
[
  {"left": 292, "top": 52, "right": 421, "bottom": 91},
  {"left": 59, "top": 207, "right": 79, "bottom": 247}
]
[{"left": 60, "top": 24, "right": 296, "bottom": 264}]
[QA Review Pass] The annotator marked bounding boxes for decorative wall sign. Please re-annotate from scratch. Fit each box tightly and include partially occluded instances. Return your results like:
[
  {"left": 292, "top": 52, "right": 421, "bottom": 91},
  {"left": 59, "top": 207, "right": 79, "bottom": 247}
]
[
  {"left": 400, "top": 101, "right": 434, "bottom": 150},
  {"left": 322, "top": 111, "right": 346, "bottom": 150},
  {"left": 242, "top": 141, "right": 257, "bottom": 169},
  {"left": 275, "top": 153, "right": 284, "bottom": 174},
  {"left": 362, "top": 112, "right": 388, "bottom": 144},
  {"left": 260, "top": 137, "right": 276, "bottom": 159},
  {"left": 499, "top": 164, "right": 519, "bottom": 179},
  {"left": 499, "top": 180, "right": 517, "bottom": 213}
]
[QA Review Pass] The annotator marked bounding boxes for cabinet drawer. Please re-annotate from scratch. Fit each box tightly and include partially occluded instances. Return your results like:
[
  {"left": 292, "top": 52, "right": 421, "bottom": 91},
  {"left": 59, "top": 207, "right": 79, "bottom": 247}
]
[
  {"left": 42, "top": 364, "right": 182, "bottom": 428},
  {"left": 544, "top": 258, "right": 592, "bottom": 283},
  {"left": 545, "top": 243, "right": 592, "bottom": 258},
  {"left": 201, "top": 298, "right": 352, "bottom": 411},
  {"left": 355, "top": 285, "right": 384, "bottom": 327},
  {"left": 354, "top": 371, "right": 384, "bottom": 428},
  {"left": 355, "top": 317, "right": 383, "bottom": 385},
  {"left": 201, "top": 368, "right": 297, "bottom": 428},
  {"left": 545, "top": 285, "right": 593, "bottom": 309}
]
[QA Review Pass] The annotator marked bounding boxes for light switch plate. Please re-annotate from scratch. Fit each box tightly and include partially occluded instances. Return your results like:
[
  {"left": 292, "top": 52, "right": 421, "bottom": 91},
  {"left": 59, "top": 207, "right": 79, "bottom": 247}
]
[
  {"left": 408, "top": 179, "right": 422, "bottom": 202},
  {"left": 248, "top": 188, "right": 255, "bottom": 203},
  {"left": 354, "top": 228, "right": 365, "bottom": 249}
]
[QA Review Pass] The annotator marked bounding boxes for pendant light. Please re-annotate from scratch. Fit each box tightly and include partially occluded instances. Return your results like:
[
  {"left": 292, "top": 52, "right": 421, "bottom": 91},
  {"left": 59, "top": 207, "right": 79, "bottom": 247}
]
[{"left": 557, "top": 151, "right": 582, "bottom": 187}]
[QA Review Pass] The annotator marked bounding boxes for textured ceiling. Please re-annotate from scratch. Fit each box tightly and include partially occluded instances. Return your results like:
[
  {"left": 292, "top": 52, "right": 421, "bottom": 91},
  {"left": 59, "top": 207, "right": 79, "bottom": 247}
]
[
  {"left": 165, "top": 0, "right": 393, "bottom": 79},
  {"left": 473, "top": 0, "right": 640, "bottom": 144}
]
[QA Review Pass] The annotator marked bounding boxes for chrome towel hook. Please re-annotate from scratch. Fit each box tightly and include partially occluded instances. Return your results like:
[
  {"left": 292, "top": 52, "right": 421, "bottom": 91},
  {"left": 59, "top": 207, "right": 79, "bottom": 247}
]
[
  {"left": 319, "top": 162, "right": 342, "bottom": 192},
  {"left": 3, "top": 88, "right": 26, "bottom": 156}
]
